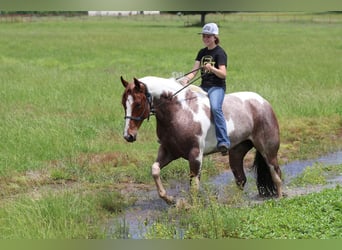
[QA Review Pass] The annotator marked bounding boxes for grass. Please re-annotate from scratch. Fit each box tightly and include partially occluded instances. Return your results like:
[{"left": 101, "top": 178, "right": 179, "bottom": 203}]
[
  {"left": 0, "top": 188, "right": 134, "bottom": 239},
  {"left": 144, "top": 164, "right": 342, "bottom": 239},
  {"left": 1, "top": 14, "right": 341, "bottom": 175},
  {"left": 231, "top": 186, "right": 342, "bottom": 239},
  {"left": 0, "top": 13, "right": 341, "bottom": 239},
  {"left": 290, "top": 163, "right": 342, "bottom": 187},
  {"left": 0, "top": 191, "right": 105, "bottom": 239},
  {"left": 290, "top": 163, "right": 327, "bottom": 186},
  {"left": 144, "top": 186, "right": 342, "bottom": 239}
]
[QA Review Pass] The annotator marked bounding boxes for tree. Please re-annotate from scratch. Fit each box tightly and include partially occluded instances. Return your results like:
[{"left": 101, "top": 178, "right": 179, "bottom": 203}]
[{"left": 164, "top": 11, "right": 215, "bottom": 26}]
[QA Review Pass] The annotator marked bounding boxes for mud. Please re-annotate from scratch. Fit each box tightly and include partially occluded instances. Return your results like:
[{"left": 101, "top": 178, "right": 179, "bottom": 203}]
[{"left": 113, "top": 151, "right": 342, "bottom": 239}]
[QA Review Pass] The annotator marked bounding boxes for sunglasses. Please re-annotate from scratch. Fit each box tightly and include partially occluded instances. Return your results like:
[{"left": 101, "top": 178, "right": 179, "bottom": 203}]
[{"left": 202, "top": 34, "right": 214, "bottom": 38}]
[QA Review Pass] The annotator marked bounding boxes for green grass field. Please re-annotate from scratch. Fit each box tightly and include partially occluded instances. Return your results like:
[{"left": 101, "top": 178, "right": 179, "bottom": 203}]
[{"left": 0, "top": 13, "right": 341, "bottom": 239}]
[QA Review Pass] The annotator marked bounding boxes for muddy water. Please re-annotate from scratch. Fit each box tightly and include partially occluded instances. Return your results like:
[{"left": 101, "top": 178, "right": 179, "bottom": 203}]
[
  {"left": 113, "top": 151, "right": 342, "bottom": 239},
  {"left": 281, "top": 151, "right": 342, "bottom": 182}
]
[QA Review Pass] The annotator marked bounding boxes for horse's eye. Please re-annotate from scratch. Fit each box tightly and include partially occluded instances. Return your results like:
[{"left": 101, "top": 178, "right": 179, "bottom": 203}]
[{"left": 135, "top": 104, "right": 142, "bottom": 109}]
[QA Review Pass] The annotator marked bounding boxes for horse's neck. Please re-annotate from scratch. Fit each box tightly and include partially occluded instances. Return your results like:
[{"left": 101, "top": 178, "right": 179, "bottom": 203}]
[{"left": 139, "top": 76, "right": 182, "bottom": 98}]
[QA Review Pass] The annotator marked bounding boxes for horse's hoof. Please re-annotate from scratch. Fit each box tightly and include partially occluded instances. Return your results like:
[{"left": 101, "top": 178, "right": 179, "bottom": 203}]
[
  {"left": 164, "top": 196, "right": 176, "bottom": 206},
  {"left": 175, "top": 198, "right": 191, "bottom": 210},
  {"left": 280, "top": 192, "right": 287, "bottom": 198}
]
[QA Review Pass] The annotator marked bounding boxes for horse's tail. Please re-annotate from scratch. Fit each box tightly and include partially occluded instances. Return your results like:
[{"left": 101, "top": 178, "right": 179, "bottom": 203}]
[{"left": 253, "top": 151, "right": 277, "bottom": 197}]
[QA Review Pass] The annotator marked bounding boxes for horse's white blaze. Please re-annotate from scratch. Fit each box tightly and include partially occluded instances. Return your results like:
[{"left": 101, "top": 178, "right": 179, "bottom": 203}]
[
  {"left": 232, "top": 92, "right": 265, "bottom": 104},
  {"left": 124, "top": 95, "right": 133, "bottom": 136}
]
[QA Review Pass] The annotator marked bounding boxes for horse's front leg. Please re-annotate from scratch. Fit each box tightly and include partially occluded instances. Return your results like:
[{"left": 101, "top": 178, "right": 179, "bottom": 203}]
[{"left": 151, "top": 146, "right": 176, "bottom": 205}]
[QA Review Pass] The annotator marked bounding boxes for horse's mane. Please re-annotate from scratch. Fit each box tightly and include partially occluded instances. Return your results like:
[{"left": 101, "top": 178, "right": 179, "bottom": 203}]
[{"left": 139, "top": 76, "right": 207, "bottom": 96}]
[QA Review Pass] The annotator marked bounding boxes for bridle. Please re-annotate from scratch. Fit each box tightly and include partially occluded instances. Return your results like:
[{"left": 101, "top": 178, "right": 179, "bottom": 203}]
[{"left": 124, "top": 84, "right": 153, "bottom": 122}]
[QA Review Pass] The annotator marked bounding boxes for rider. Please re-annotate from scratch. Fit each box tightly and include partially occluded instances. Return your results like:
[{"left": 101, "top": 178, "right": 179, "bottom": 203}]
[{"left": 181, "top": 23, "right": 230, "bottom": 155}]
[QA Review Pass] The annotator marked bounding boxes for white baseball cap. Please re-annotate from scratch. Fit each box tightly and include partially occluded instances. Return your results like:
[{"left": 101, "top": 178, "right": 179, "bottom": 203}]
[{"left": 199, "top": 23, "right": 219, "bottom": 35}]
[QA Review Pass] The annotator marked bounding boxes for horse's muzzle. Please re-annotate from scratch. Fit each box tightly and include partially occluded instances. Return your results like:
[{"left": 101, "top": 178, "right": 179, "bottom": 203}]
[{"left": 124, "top": 134, "right": 136, "bottom": 142}]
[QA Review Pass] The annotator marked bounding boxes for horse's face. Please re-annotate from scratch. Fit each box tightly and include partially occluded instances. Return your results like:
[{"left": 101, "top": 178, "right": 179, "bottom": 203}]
[{"left": 121, "top": 77, "right": 151, "bottom": 142}]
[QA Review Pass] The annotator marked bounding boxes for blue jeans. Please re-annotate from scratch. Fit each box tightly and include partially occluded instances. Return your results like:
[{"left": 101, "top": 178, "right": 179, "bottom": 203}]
[{"left": 202, "top": 86, "right": 231, "bottom": 148}]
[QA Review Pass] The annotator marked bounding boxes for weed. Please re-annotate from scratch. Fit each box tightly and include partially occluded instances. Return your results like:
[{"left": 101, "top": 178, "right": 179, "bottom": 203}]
[
  {"left": 97, "top": 191, "right": 132, "bottom": 214},
  {"left": 290, "top": 163, "right": 327, "bottom": 187},
  {"left": 0, "top": 191, "right": 107, "bottom": 239},
  {"left": 50, "top": 169, "right": 73, "bottom": 181},
  {"left": 145, "top": 186, "right": 239, "bottom": 239},
  {"left": 230, "top": 186, "right": 342, "bottom": 239}
]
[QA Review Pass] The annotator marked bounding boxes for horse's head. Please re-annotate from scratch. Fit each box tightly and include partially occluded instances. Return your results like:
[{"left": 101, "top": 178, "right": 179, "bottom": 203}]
[{"left": 121, "top": 76, "right": 152, "bottom": 142}]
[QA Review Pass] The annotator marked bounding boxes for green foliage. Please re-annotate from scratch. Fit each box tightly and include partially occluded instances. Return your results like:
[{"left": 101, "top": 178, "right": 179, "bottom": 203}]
[
  {"left": 97, "top": 190, "right": 133, "bottom": 214},
  {"left": 0, "top": 14, "right": 341, "bottom": 175},
  {"left": 50, "top": 169, "right": 74, "bottom": 181},
  {"left": 290, "top": 163, "right": 342, "bottom": 187},
  {"left": 145, "top": 186, "right": 342, "bottom": 239},
  {"left": 0, "top": 192, "right": 106, "bottom": 239},
  {"left": 230, "top": 186, "right": 342, "bottom": 239},
  {"left": 179, "top": 198, "right": 238, "bottom": 239},
  {"left": 290, "top": 163, "right": 328, "bottom": 186},
  {"left": 0, "top": 189, "right": 132, "bottom": 239},
  {"left": 145, "top": 186, "right": 239, "bottom": 239}
]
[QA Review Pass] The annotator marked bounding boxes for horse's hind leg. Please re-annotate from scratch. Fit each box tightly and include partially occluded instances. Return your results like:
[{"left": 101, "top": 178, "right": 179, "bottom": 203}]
[
  {"left": 229, "top": 140, "right": 253, "bottom": 189},
  {"left": 253, "top": 143, "right": 282, "bottom": 198},
  {"left": 152, "top": 146, "right": 177, "bottom": 205},
  {"left": 265, "top": 153, "right": 282, "bottom": 197}
]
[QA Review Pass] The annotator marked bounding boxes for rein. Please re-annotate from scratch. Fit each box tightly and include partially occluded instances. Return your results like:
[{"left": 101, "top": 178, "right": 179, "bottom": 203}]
[
  {"left": 175, "top": 67, "right": 202, "bottom": 80},
  {"left": 148, "top": 75, "right": 203, "bottom": 116},
  {"left": 171, "top": 75, "right": 202, "bottom": 98},
  {"left": 124, "top": 70, "right": 204, "bottom": 122}
]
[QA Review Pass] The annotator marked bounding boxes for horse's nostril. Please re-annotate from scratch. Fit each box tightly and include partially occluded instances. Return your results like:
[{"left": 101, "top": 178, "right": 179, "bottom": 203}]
[{"left": 124, "top": 134, "right": 136, "bottom": 142}]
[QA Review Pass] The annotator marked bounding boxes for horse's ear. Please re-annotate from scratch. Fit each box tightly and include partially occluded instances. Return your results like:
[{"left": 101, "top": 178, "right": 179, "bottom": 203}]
[
  {"left": 120, "top": 76, "right": 129, "bottom": 88},
  {"left": 133, "top": 78, "right": 142, "bottom": 91}
]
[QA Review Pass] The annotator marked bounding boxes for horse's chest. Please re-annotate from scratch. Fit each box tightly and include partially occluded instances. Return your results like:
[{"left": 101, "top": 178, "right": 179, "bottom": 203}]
[
  {"left": 157, "top": 119, "right": 202, "bottom": 139},
  {"left": 155, "top": 97, "right": 210, "bottom": 155}
]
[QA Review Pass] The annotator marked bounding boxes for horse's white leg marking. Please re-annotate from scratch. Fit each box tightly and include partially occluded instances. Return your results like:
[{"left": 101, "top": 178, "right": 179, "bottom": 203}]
[
  {"left": 269, "top": 164, "right": 283, "bottom": 198},
  {"left": 188, "top": 147, "right": 203, "bottom": 201},
  {"left": 123, "top": 95, "right": 133, "bottom": 137},
  {"left": 191, "top": 176, "right": 200, "bottom": 191},
  {"left": 151, "top": 162, "right": 174, "bottom": 204},
  {"left": 195, "top": 150, "right": 203, "bottom": 188}
]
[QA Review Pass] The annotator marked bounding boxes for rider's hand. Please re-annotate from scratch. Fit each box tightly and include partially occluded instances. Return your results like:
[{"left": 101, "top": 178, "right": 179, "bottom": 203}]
[
  {"left": 204, "top": 63, "right": 212, "bottom": 73},
  {"left": 179, "top": 76, "right": 190, "bottom": 86}
]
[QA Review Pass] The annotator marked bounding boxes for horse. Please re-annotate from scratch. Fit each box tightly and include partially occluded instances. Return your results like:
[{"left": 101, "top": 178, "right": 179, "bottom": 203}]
[{"left": 120, "top": 76, "right": 282, "bottom": 205}]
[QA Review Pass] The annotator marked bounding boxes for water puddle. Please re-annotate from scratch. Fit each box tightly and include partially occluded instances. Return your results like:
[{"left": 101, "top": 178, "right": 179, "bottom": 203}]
[
  {"left": 113, "top": 151, "right": 342, "bottom": 239},
  {"left": 281, "top": 151, "right": 342, "bottom": 181}
]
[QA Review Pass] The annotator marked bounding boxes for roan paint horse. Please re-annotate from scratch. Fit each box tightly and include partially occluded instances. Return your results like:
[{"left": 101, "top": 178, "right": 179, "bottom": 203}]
[{"left": 121, "top": 76, "right": 282, "bottom": 205}]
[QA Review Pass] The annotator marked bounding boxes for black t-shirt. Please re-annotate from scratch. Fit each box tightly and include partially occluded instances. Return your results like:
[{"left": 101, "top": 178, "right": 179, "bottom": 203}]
[{"left": 195, "top": 45, "right": 228, "bottom": 89}]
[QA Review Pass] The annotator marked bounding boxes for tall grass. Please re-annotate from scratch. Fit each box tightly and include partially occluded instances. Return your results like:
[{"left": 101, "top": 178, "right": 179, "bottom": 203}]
[
  {"left": 231, "top": 186, "right": 342, "bottom": 239},
  {"left": 0, "top": 191, "right": 104, "bottom": 239},
  {"left": 0, "top": 189, "right": 133, "bottom": 239}
]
